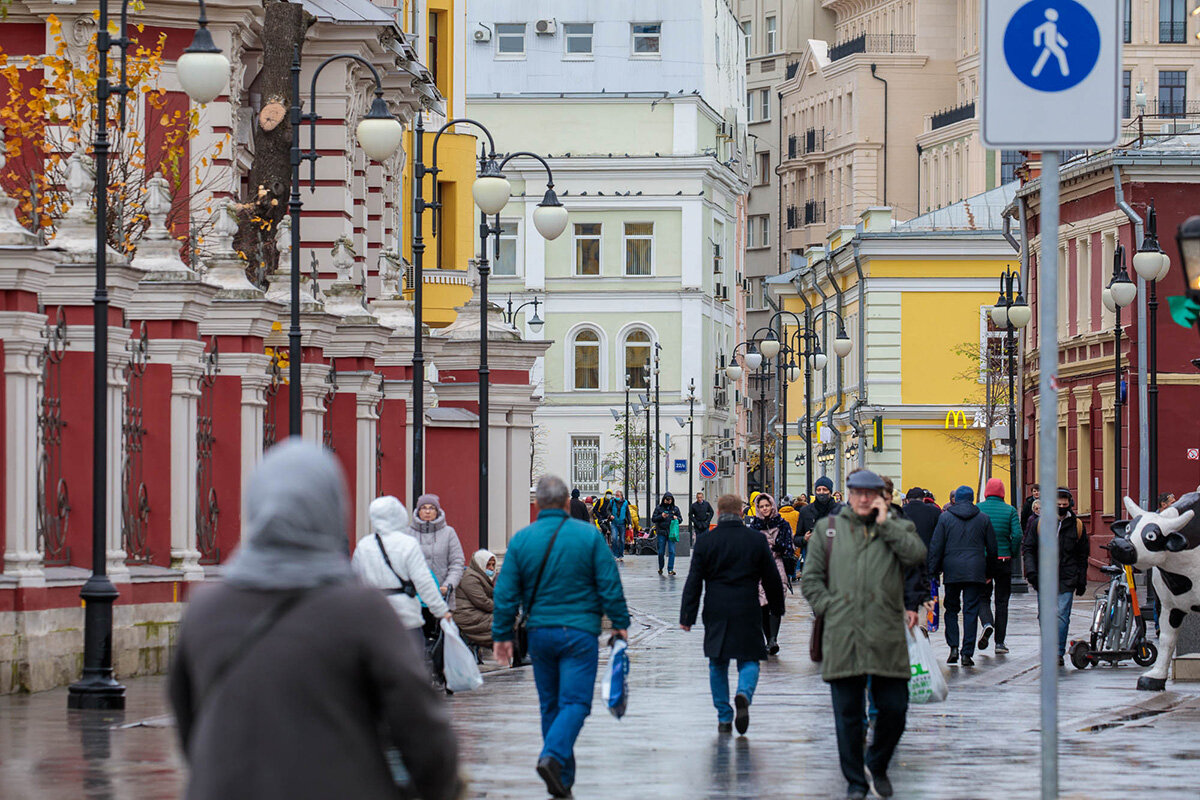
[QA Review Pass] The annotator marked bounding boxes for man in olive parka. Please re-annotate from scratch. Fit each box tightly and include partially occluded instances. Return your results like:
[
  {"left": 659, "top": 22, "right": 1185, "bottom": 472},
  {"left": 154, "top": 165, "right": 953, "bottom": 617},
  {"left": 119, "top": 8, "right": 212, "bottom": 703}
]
[{"left": 801, "top": 470, "right": 926, "bottom": 800}]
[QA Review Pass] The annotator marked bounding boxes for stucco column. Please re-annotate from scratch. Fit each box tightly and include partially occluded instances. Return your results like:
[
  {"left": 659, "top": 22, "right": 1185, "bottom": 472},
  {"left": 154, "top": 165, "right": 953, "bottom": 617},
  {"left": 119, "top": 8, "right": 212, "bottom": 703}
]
[
  {"left": 356, "top": 388, "right": 380, "bottom": 537},
  {"left": 105, "top": 336, "right": 131, "bottom": 580},
  {"left": 2, "top": 318, "right": 48, "bottom": 584},
  {"left": 164, "top": 346, "right": 205, "bottom": 578},
  {"left": 237, "top": 361, "right": 273, "bottom": 474}
]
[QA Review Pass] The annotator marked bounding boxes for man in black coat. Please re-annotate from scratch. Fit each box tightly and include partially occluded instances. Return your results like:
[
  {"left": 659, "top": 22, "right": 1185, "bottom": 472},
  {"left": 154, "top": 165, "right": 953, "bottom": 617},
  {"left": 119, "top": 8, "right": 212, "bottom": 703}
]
[
  {"left": 1022, "top": 487, "right": 1090, "bottom": 665},
  {"left": 568, "top": 488, "right": 590, "bottom": 522},
  {"left": 927, "top": 485, "right": 997, "bottom": 667},
  {"left": 796, "top": 475, "right": 840, "bottom": 544},
  {"left": 681, "top": 493, "right": 785, "bottom": 735},
  {"left": 689, "top": 491, "right": 714, "bottom": 538}
]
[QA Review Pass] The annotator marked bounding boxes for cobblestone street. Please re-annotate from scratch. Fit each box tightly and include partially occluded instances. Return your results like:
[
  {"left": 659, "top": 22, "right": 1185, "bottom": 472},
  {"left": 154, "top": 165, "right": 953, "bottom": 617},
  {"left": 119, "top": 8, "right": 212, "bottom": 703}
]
[{"left": 3, "top": 554, "right": 1200, "bottom": 799}]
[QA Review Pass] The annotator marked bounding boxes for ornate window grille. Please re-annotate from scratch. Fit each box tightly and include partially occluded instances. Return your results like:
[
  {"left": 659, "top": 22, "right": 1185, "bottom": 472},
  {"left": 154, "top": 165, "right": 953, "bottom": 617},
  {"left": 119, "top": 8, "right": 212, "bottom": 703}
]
[
  {"left": 263, "top": 355, "right": 282, "bottom": 451},
  {"left": 36, "top": 307, "right": 71, "bottom": 565},
  {"left": 196, "top": 338, "right": 220, "bottom": 564},
  {"left": 323, "top": 360, "right": 338, "bottom": 452},
  {"left": 121, "top": 325, "right": 151, "bottom": 563},
  {"left": 375, "top": 380, "right": 386, "bottom": 492}
]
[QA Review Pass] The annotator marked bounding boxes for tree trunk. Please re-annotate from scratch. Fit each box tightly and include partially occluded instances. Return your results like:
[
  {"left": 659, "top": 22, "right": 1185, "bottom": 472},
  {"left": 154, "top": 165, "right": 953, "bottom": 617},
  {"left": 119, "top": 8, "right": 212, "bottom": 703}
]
[{"left": 235, "top": 0, "right": 313, "bottom": 275}]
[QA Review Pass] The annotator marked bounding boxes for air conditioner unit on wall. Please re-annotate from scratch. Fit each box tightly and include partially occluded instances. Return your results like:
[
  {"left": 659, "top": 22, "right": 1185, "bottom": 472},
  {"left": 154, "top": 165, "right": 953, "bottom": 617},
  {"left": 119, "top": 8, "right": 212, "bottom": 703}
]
[
  {"left": 473, "top": 26, "right": 491, "bottom": 42},
  {"left": 535, "top": 19, "right": 556, "bottom": 35}
]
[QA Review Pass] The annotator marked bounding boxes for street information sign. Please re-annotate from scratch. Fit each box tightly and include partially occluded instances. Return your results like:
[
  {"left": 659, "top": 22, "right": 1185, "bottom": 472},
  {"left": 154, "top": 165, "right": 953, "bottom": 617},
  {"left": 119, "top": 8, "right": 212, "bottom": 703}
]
[
  {"left": 674, "top": 459, "right": 687, "bottom": 473},
  {"left": 698, "top": 459, "right": 718, "bottom": 479},
  {"left": 982, "top": 0, "right": 1121, "bottom": 147}
]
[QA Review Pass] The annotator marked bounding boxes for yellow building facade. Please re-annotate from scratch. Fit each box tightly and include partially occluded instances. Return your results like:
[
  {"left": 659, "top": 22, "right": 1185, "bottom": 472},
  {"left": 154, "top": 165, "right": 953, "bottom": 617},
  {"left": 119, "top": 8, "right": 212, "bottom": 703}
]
[
  {"left": 767, "top": 185, "right": 1021, "bottom": 500},
  {"left": 398, "top": 0, "right": 476, "bottom": 327}
]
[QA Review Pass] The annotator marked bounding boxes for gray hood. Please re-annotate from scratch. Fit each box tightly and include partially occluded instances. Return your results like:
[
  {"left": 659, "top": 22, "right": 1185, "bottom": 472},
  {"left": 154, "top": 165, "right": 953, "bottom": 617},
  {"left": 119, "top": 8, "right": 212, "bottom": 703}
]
[
  {"left": 370, "top": 495, "right": 409, "bottom": 536},
  {"left": 224, "top": 439, "right": 353, "bottom": 590}
]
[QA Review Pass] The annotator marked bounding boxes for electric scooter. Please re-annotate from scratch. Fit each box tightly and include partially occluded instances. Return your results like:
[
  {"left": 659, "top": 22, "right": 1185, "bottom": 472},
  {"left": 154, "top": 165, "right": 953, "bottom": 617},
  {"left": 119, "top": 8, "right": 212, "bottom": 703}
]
[{"left": 1068, "top": 563, "right": 1158, "bottom": 670}]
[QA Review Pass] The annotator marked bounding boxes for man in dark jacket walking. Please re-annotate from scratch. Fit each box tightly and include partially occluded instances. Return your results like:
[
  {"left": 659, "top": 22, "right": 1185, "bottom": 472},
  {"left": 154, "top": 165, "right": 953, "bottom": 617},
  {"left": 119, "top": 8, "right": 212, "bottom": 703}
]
[
  {"left": 689, "top": 491, "right": 714, "bottom": 539},
  {"left": 1020, "top": 485, "right": 1040, "bottom": 531},
  {"left": 1021, "top": 487, "right": 1090, "bottom": 666},
  {"left": 797, "top": 475, "right": 840, "bottom": 544},
  {"left": 976, "top": 478, "right": 1023, "bottom": 654},
  {"left": 569, "top": 488, "right": 590, "bottom": 522},
  {"left": 927, "top": 485, "right": 997, "bottom": 667},
  {"left": 651, "top": 492, "right": 683, "bottom": 575},
  {"left": 681, "top": 494, "right": 785, "bottom": 735}
]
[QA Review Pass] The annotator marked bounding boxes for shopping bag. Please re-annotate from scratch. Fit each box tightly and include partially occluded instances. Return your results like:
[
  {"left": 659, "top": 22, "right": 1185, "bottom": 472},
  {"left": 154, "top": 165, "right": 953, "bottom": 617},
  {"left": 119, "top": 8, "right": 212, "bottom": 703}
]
[
  {"left": 600, "top": 636, "right": 630, "bottom": 719},
  {"left": 668, "top": 519, "right": 680, "bottom": 542},
  {"left": 439, "top": 618, "right": 483, "bottom": 692},
  {"left": 906, "top": 626, "right": 948, "bottom": 704}
]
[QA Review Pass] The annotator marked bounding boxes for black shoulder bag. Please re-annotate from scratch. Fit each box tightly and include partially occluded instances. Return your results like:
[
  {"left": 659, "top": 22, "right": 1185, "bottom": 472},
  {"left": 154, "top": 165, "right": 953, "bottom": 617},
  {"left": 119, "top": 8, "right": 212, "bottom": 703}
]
[
  {"left": 809, "top": 512, "right": 838, "bottom": 663},
  {"left": 513, "top": 516, "right": 568, "bottom": 665},
  {"left": 374, "top": 533, "right": 418, "bottom": 598}
]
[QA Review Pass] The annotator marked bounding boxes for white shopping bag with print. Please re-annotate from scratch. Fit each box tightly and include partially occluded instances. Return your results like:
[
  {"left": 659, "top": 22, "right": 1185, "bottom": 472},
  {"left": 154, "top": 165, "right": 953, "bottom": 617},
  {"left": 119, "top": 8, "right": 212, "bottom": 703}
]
[{"left": 906, "top": 626, "right": 948, "bottom": 704}]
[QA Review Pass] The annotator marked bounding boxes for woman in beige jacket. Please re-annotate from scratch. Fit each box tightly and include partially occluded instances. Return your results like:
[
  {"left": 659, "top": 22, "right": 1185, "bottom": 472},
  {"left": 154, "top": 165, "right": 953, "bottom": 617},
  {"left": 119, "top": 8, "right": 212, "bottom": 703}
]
[{"left": 453, "top": 549, "right": 495, "bottom": 648}]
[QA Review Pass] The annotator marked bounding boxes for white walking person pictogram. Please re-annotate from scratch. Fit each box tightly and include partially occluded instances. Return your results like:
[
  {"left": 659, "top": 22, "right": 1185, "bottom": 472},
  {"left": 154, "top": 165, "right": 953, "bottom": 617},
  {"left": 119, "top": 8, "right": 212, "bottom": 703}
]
[{"left": 1032, "top": 8, "right": 1069, "bottom": 77}]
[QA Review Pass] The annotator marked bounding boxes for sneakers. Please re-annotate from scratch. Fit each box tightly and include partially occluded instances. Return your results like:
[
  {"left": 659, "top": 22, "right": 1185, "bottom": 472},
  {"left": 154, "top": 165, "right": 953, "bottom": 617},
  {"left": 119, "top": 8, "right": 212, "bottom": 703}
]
[
  {"left": 870, "top": 773, "right": 894, "bottom": 798},
  {"left": 978, "top": 625, "right": 994, "bottom": 650},
  {"left": 734, "top": 693, "right": 751, "bottom": 734},
  {"left": 717, "top": 721, "right": 733, "bottom": 734},
  {"left": 536, "top": 756, "right": 571, "bottom": 798},
  {"left": 961, "top": 654, "right": 975, "bottom": 667},
  {"left": 947, "top": 647, "right": 959, "bottom": 665},
  {"left": 658, "top": 569, "right": 664, "bottom": 576},
  {"left": 995, "top": 642, "right": 1010, "bottom": 654},
  {"left": 669, "top": 570, "right": 676, "bottom": 576}
]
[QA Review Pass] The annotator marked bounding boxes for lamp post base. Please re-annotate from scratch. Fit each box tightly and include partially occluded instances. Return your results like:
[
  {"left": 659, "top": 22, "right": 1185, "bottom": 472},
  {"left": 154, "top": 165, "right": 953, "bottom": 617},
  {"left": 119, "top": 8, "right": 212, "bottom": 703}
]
[
  {"left": 68, "top": 574, "right": 126, "bottom": 710},
  {"left": 67, "top": 680, "right": 127, "bottom": 710}
]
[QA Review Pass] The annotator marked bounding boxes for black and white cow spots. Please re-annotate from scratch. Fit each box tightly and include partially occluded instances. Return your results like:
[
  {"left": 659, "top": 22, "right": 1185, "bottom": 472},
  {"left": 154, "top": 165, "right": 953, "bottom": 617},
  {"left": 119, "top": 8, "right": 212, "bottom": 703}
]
[{"left": 1169, "top": 608, "right": 1188, "bottom": 629}]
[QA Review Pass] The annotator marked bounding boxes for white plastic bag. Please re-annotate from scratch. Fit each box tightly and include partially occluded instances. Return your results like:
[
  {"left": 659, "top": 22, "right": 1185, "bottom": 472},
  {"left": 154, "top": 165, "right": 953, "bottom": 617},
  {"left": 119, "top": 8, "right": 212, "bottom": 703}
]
[
  {"left": 600, "top": 636, "right": 629, "bottom": 719},
  {"left": 440, "top": 618, "right": 483, "bottom": 692},
  {"left": 906, "top": 626, "right": 948, "bottom": 704}
]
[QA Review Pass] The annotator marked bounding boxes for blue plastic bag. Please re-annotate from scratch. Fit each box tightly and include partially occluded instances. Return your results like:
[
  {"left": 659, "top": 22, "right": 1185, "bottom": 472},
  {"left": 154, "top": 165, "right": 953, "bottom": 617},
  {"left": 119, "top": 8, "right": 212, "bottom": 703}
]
[{"left": 600, "top": 636, "right": 629, "bottom": 719}]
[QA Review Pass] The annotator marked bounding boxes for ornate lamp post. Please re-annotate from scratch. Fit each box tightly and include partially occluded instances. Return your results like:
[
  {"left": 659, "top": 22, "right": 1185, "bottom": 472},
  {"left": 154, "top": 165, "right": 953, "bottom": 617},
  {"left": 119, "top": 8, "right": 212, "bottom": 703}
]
[
  {"left": 677, "top": 379, "right": 697, "bottom": 534},
  {"left": 71, "top": 0, "right": 231, "bottom": 711},
  {"left": 288, "top": 51, "right": 403, "bottom": 437},
  {"left": 1133, "top": 201, "right": 1172, "bottom": 505},
  {"left": 989, "top": 269, "right": 1032, "bottom": 513},
  {"left": 1103, "top": 245, "right": 1138, "bottom": 510}
]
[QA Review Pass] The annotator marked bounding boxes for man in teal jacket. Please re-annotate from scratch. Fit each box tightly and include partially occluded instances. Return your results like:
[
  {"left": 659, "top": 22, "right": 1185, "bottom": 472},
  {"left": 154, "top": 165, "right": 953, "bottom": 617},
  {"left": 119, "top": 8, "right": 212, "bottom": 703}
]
[
  {"left": 976, "top": 478, "right": 1023, "bottom": 654},
  {"left": 494, "top": 475, "right": 629, "bottom": 799}
]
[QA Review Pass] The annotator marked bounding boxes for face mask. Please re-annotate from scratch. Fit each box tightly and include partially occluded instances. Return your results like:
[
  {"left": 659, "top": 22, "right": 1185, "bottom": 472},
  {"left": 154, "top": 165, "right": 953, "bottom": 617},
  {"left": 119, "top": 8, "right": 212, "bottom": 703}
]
[
  {"left": 1057, "top": 506, "right": 1069, "bottom": 518},
  {"left": 485, "top": 568, "right": 495, "bottom": 578}
]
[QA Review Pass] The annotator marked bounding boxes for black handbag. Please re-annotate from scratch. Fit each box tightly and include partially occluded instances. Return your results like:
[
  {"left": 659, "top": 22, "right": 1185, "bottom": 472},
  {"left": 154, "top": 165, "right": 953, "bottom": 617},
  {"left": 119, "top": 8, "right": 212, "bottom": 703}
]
[{"left": 514, "top": 516, "right": 567, "bottom": 665}]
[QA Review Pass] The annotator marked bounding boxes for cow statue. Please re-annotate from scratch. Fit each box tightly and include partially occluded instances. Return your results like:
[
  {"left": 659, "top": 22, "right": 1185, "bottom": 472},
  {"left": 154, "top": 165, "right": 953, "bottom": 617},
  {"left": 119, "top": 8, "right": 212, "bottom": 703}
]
[{"left": 1108, "top": 489, "right": 1200, "bottom": 691}]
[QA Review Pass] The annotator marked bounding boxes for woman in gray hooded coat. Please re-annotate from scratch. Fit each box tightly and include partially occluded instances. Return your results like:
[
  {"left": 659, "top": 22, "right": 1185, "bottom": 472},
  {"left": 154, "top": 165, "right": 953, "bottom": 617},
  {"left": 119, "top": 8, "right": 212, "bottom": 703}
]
[
  {"left": 168, "top": 440, "right": 461, "bottom": 800},
  {"left": 409, "top": 493, "right": 466, "bottom": 612}
]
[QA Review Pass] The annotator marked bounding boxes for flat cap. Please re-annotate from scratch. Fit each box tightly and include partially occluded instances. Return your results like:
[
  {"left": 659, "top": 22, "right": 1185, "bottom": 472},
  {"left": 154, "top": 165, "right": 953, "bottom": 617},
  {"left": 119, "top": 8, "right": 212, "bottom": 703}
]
[{"left": 846, "top": 470, "right": 886, "bottom": 491}]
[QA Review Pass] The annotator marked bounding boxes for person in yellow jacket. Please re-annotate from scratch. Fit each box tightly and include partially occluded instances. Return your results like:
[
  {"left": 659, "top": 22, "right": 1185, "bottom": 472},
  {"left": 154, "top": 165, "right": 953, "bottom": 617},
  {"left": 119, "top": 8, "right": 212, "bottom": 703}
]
[{"left": 778, "top": 495, "right": 800, "bottom": 536}]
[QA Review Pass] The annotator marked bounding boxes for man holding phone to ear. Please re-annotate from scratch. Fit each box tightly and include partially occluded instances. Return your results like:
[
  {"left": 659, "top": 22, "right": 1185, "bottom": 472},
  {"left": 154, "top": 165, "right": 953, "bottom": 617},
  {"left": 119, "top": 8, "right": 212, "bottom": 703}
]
[{"left": 802, "top": 470, "right": 926, "bottom": 800}]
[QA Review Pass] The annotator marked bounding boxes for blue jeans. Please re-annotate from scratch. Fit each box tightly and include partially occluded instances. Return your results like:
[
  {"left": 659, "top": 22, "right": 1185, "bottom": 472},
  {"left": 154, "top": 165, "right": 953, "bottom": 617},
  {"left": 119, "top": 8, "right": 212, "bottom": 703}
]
[
  {"left": 657, "top": 534, "right": 676, "bottom": 571},
  {"left": 610, "top": 520, "right": 625, "bottom": 558},
  {"left": 528, "top": 626, "right": 599, "bottom": 788},
  {"left": 708, "top": 658, "right": 760, "bottom": 723},
  {"left": 1057, "top": 591, "right": 1074, "bottom": 656}
]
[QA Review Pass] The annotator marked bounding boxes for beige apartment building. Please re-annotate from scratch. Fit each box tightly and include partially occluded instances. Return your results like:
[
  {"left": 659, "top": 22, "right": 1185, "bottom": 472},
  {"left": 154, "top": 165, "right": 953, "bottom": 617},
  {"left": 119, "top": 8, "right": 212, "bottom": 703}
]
[
  {"left": 780, "top": 0, "right": 1200, "bottom": 248},
  {"left": 737, "top": 0, "right": 833, "bottom": 335}
]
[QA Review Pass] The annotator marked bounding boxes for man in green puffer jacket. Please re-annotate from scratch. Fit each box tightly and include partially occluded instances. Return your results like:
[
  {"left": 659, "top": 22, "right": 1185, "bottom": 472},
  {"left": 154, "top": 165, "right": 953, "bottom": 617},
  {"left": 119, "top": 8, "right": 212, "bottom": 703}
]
[
  {"left": 802, "top": 470, "right": 926, "bottom": 800},
  {"left": 976, "top": 478, "right": 1023, "bottom": 655}
]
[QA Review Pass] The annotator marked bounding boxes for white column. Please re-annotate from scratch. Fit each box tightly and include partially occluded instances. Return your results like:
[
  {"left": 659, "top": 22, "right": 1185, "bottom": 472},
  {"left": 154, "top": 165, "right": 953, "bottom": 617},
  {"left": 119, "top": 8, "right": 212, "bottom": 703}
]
[
  {"left": 301, "top": 363, "right": 330, "bottom": 447},
  {"left": 106, "top": 335, "right": 131, "bottom": 580},
  {"left": 1, "top": 317, "right": 47, "bottom": 585},
  {"left": 355, "top": 391, "right": 380, "bottom": 539},
  {"left": 165, "top": 345, "right": 205, "bottom": 579},
  {"left": 240, "top": 368, "right": 270, "bottom": 474}
]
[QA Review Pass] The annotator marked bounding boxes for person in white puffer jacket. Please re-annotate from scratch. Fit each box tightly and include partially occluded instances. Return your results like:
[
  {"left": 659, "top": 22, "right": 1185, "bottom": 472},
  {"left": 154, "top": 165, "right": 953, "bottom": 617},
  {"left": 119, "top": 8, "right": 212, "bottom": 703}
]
[{"left": 352, "top": 495, "right": 450, "bottom": 651}]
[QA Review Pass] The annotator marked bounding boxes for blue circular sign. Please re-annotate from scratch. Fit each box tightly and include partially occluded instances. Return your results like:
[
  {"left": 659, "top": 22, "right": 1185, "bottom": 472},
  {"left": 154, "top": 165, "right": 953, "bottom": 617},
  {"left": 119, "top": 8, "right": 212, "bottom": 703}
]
[{"left": 1003, "top": 0, "right": 1100, "bottom": 92}]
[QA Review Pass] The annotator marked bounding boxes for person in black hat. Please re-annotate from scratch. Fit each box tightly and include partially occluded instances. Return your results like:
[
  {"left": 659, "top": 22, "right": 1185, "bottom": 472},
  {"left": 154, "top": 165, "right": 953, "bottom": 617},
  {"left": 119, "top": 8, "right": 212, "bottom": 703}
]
[
  {"left": 797, "top": 475, "right": 840, "bottom": 547},
  {"left": 927, "top": 485, "right": 997, "bottom": 667},
  {"left": 569, "top": 488, "right": 590, "bottom": 522},
  {"left": 802, "top": 469, "right": 926, "bottom": 800},
  {"left": 1021, "top": 487, "right": 1089, "bottom": 665}
]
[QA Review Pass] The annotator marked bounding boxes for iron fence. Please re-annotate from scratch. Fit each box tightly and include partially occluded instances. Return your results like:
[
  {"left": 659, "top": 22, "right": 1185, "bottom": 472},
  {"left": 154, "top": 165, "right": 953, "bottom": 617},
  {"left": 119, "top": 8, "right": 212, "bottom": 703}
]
[
  {"left": 196, "top": 338, "right": 220, "bottom": 564},
  {"left": 121, "top": 326, "right": 151, "bottom": 563},
  {"left": 36, "top": 307, "right": 70, "bottom": 565}
]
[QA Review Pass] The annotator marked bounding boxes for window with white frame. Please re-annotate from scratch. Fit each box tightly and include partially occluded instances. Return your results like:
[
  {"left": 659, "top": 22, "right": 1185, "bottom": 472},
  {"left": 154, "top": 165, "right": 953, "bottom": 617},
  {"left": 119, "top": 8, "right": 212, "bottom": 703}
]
[
  {"left": 742, "top": 19, "right": 751, "bottom": 56},
  {"left": 713, "top": 219, "right": 725, "bottom": 274},
  {"left": 570, "top": 436, "right": 601, "bottom": 493},
  {"left": 632, "top": 23, "right": 661, "bottom": 55},
  {"left": 766, "top": 15, "right": 777, "bottom": 52},
  {"left": 574, "top": 223, "right": 601, "bottom": 275},
  {"left": 756, "top": 152, "right": 770, "bottom": 186},
  {"left": 980, "top": 307, "right": 1007, "bottom": 383},
  {"left": 624, "top": 329, "right": 651, "bottom": 389},
  {"left": 494, "top": 221, "right": 519, "bottom": 276},
  {"left": 624, "top": 222, "right": 653, "bottom": 276},
  {"left": 758, "top": 215, "right": 770, "bottom": 248},
  {"left": 746, "top": 90, "right": 755, "bottom": 122},
  {"left": 564, "top": 23, "right": 593, "bottom": 56},
  {"left": 495, "top": 23, "right": 526, "bottom": 56},
  {"left": 760, "top": 89, "right": 770, "bottom": 121},
  {"left": 573, "top": 329, "right": 601, "bottom": 389}
]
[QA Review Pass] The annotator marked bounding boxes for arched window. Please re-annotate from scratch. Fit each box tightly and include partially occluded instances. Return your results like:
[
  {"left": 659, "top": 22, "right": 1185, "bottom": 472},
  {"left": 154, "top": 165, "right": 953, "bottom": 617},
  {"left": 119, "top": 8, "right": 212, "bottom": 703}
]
[
  {"left": 573, "top": 329, "right": 600, "bottom": 390},
  {"left": 624, "top": 330, "right": 651, "bottom": 389}
]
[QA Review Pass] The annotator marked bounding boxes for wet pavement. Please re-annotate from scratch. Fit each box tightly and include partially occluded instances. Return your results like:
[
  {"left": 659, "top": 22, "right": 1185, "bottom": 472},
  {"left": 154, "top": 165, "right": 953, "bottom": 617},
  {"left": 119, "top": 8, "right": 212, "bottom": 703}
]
[{"left": 3, "top": 555, "right": 1200, "bottom": 799}]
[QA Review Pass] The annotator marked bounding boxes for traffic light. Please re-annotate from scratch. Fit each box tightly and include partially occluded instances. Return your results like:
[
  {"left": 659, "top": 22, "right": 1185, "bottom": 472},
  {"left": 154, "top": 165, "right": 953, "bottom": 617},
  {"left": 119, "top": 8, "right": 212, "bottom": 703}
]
[{"left": 872, "top": 415, "right": 884, "bottom": 452}]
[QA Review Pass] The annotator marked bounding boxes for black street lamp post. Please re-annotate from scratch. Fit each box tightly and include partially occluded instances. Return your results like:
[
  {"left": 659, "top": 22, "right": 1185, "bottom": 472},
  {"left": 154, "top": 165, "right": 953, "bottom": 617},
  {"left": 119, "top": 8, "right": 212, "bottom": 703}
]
[
  {"left": 989, "top": 269, "right": 1032, "bottom": 512},
  {"left": 289, "top": 52, "right": 403, "bottom": 437},
  {"left": 1133, "top": 201, "right": 1172, "bottom": 505},
  {"left": 70, "top": 0, "right": 230, "bottom": 712},
  {"left": 1104, "top": 245, "right": 1138, "bottom": 510},
  {"left": 678, "top": 379, "right": 696, "bottom": 534}
]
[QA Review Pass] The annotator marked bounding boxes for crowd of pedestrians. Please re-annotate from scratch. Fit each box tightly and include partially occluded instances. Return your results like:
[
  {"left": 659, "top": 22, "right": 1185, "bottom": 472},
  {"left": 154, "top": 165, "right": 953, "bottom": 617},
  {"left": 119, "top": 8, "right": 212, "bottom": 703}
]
[{"left": 170, "top": 435, "right": 1112, "bottom": 800}]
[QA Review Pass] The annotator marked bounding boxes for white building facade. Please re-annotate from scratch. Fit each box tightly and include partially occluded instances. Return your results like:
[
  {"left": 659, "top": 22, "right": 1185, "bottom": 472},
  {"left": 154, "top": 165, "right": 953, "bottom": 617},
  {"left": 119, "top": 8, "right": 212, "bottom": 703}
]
[{"left": 465, "top": 0, "right": 750, "bottom": 513}]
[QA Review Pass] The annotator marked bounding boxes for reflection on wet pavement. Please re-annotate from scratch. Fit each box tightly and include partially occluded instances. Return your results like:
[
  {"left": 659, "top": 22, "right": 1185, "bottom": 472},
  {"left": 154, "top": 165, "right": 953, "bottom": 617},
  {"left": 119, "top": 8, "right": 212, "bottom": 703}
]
[{"left": 3, "top": 555, "right": 1200, "bottom": 799}]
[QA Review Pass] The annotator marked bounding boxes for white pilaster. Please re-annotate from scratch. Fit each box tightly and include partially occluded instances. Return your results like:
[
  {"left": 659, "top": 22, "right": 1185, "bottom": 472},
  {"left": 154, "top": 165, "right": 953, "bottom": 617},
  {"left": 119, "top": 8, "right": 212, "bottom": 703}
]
[{"left": 1, "top": 318, "right": 47, "bottom": 585}]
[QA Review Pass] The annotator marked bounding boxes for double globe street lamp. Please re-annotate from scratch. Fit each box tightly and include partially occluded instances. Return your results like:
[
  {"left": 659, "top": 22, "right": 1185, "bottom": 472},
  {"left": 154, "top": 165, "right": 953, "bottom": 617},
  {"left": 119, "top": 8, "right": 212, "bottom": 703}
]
[
  {"left": 1102, "top": 245, "right": 1138, "bottom": 510},
  {"left": 73, "top": 0, "right": 233, "bottom": 711},
  {"left": 1132, "top": 202, "right": 1172, "bottom": 505},
  {"left": 989, "top": 270, "right": 1032, "bottom": 517}
]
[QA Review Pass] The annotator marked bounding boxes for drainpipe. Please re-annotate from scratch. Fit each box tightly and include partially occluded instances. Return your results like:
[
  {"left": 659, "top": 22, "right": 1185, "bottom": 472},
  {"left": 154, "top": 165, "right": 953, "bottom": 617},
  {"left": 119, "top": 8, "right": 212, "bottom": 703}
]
[
  {"left": 810, "top": 265, "right": 837, "bottom": 486},
  {"left": 766, "top": 292, "right": 783, "bottom": 494},
  {"left": 826, "top": 249, "right": 848, "bottom": 483},
  {"left": 871, "top": 64, "right": 888, "bottom": 206},
  {"left": 1113, "top": 164, "right": 1149, "bottom": 509},
  {"left": 852, "top": 239, "right": 868, "bottom": 468},
  {"left": 916, "top": 144, "right": 922, "bottom": 213},
  {"left": 1002, "top": 210, "right": 1020, "bottom": 254}
]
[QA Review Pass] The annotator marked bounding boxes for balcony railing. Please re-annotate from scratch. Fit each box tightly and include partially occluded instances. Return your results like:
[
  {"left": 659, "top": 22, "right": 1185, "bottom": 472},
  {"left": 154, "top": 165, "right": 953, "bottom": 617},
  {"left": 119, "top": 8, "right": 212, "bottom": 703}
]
[
  {"left": 804, "top": 200, "right": 825, "bottom": 225},
  {"left": 804, "top": 127, "right": 824, "bottom": 153},
  {"left": 1160, "top": 20, "right": 1186, "bottom": 43},
  {"left": 930, "top": 101, "right": 975, "bottom": 130},
  {"left": 786, "top": 205, "right": 799, "bottom": 229},
  {"left": 788, "top": 134, "right": 798, "bottom": 159},
  {"left": 828, "top": 33, "right": 916, "bottom": 62}
]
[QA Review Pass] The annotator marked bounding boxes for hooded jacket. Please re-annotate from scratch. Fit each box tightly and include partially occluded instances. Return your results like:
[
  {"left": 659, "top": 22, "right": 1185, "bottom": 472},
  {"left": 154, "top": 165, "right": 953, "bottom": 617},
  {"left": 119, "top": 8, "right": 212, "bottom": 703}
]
[
  {"left": 1021, "top": 510, "right": 1089, "bottom": 593},
  {"left": 352, "top": 497, "right": 449, "bottom": 630},
  {"left": 651, "top": 492, "right": 683, "bottom": 534},
  {"left": 453, "top": 550, "right": 495, "bottom": 646},
  {"left": 408, "top": 508, "right": 466, "bottom": 610},
  {"left": 927, "top": 503, "right": 998, "bottom": 584},
  {"left": 977, "top": 495, "right": 1023, "bottom": 558}
]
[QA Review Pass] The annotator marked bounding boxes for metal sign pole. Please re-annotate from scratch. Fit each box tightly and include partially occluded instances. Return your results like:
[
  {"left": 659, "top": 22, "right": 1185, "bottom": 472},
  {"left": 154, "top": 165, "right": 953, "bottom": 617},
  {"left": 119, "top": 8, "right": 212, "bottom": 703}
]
[{"left": 1037, "top": 149, "right": 1061, "bottom": 800}]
